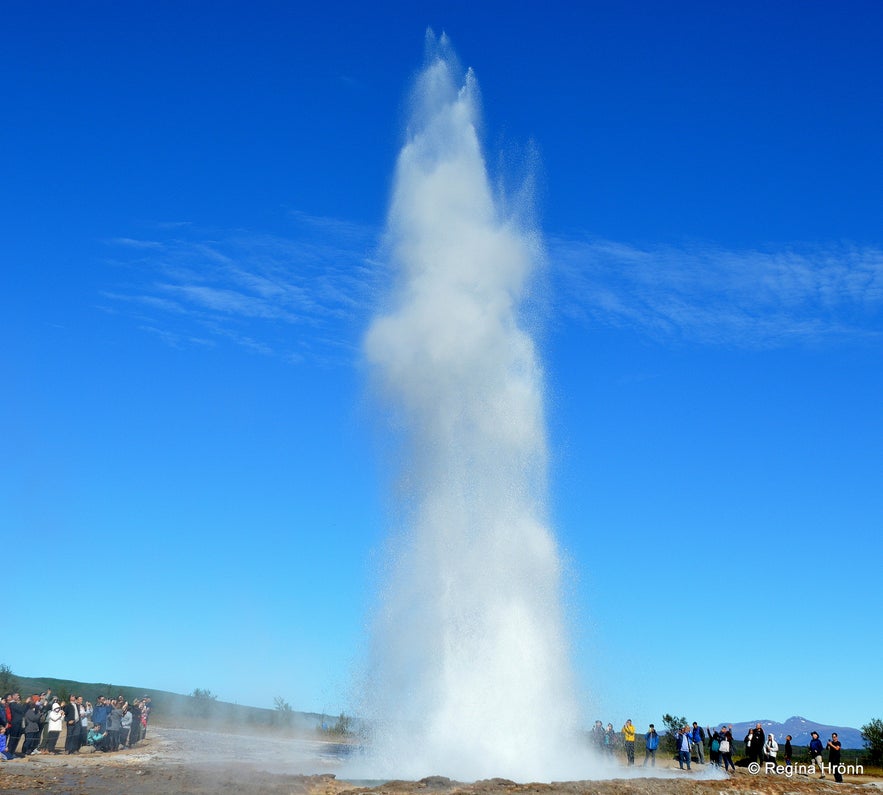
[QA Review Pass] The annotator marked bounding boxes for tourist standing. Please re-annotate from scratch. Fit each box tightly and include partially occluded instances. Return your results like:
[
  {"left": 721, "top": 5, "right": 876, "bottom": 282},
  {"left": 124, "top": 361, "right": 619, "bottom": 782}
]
[
  {"left": 691, "top": 722, "right": 705, "bottom": 764},
  {"left": 753, "top": 723, "right": 766, "bottom": 767},
  {"left": 22, "top": 698, "right": 42, "bottom": 755},
  {"left": 784, "top": 735, "right": 793, "bottom": 768},
  {"left": 37, "top": 692, "right": 53, "bottom": 752},
  {"left": 64, "top": 695, "right": 80, "bottom": 754},
  {"left": 128, "top": 700, "right": 142, "bottom": 746},
  {"left": 764, "top": 732, "right": 779, "bottom": 766},
  {"left": 678, "top": 726, "right": 692, "bottom": 770},
  {"left": 120, "top": 704, "right": 133, "bottom": 748},
  {"left": 78, "top": 698, "right": 91, "bottom": 748},
  {"left": 140, "top": 697, "right": 151, "bottom": 738},
  {"left": 827, "top": 732, "right": 843, "bottom": 783},
  {"left": 809, "top": 731, "right": 825, "bottom": 778},
  {"left": 643, "top": 723, "right": 658, "bottom": 766},
  {"left": 720, "top": 729, "right": 735, "bottom": 773},
  {"left": 591, "top": 720, "right": 604, "bottom": 751},
  {"left": 7, "top": 694, "right": 25, "bottom": 756},
  {"left": 709, "top": 730, "right": 720, "bottom": 767},
  {"left": 46, "top": 701, "right": 64, "bottom": 753},
  {"left": 622, "top": 719, "right": 637, "bottom": 765},
  {"left": 744, "top": 729, "right": 755, "bottom": 764},
  {"left": 106, "top": 699, "right": 123, "bottom": 750},
  {"left": 604, "top": 723, "right": 616, "bottom": 757}
]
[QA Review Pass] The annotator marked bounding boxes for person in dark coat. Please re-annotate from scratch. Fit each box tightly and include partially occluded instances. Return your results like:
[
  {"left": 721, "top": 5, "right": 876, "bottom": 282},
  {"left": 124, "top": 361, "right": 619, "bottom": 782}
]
[
  {"left": 827, "top": 733, "right": 843, "bottom": 783},
  {"left": 752, "top": 723, "right": 766, "bottom": 765},
  {"left": 7, "top": 694, "right": 25, "bottom": 756},
  {"left": 744, "top": 729, "right": 755, "bottom": 763},
  {"left": 63, "top": 695, "right": 80, "bottom": 754},
  {"left": 128, "top": 701, "right": 142, "bottom": 746},
  {"left": 809, "top": 731, "right": 825, "bottom": 778},
  {"left": 22, "top": 699, "right": 42, "bottom": 755}
]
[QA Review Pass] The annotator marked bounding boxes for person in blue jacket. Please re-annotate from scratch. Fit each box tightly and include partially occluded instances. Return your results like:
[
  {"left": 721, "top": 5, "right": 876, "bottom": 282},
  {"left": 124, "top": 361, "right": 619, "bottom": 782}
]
[
  {"left": 643, "top": 723, "right": 659, "bottom": 767},
  {"left": 691, "top": 722, "right": 705, "bottom": 764},
  {"left": 91, "top": 696, "right": 111, "bottom": 731},
  {"left": 678, "top": 726, "right": 693, "bottom": 770},
  {"left": 809, "top": 731, "right": 825, "bottom": 778},
  {"left": 0, "top": 725, "right": 15, "bottom": 760}
]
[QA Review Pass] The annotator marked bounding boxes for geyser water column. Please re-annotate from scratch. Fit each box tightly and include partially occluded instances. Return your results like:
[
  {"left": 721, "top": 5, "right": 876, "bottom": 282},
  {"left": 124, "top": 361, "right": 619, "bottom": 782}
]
[{"left": 362, "top": 34, "right": 585, "bottom": 781}]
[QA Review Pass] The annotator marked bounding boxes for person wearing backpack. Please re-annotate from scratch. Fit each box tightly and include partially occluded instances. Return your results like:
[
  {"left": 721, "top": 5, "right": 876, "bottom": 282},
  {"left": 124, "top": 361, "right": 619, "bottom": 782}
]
[
  {"left": 720, "top": 728, "right": 735, "bottom": 773},
  {"left": 603, "top": 723, "right": 616, "bottom": 757},
  {"left": 709, "top": 731, "right": 721, "bottom": 767}
]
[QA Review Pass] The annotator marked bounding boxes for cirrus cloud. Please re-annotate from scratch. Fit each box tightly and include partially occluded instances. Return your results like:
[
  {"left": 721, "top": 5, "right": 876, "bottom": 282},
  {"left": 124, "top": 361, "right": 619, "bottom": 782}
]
[{"left": 549, "top": 236, "right": 883, "bottom": 346}]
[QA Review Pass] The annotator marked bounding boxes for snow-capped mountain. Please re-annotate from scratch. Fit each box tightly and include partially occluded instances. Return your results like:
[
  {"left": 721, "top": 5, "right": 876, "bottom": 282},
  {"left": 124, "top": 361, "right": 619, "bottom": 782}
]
[{"left": 716, "top": 716, "right": 863, "bottom": 749}]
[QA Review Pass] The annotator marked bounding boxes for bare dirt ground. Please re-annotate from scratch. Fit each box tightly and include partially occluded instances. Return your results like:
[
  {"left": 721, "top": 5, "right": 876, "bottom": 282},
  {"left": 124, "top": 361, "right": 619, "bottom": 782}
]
[{"left": 1, "top": 729, "right": 879, "bottom": 795}]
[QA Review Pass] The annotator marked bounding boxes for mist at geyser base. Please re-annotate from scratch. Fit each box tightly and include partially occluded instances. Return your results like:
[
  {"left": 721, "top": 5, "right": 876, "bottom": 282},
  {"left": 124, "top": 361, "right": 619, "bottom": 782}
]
[{"left": 358, "top": 33, "right": 596, "bottom": 782}]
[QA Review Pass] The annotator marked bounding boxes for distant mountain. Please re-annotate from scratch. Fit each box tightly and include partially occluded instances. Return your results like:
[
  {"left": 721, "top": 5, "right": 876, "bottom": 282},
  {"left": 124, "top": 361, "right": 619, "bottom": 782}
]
[{"left": 718, "top": 716, "right": 864, "bottom": 749}]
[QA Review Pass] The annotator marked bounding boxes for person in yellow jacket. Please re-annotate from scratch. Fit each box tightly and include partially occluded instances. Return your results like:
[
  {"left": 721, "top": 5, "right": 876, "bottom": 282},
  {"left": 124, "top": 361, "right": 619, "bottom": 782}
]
[{"left": 622, "top": 719, "right": 637, "bottom": 765}]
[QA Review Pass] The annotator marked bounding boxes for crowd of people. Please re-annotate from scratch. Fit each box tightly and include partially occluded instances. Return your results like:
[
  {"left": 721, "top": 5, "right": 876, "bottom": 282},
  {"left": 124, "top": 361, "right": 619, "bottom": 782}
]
[
  {"left": 591, "top": 718, "right": 846, "bottom": 779},
  {"left": 0, "top": 691, "right": 152, "bottom": 759}
]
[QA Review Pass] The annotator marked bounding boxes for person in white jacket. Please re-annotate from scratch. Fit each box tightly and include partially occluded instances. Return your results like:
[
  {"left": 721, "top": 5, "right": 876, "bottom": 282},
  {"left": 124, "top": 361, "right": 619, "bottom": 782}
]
[
  {"left": 764, "top": 732, "right": 779, "bottom": 766},
  {"left": 46, "top": 702, "right": 65, "bottom": 754}
]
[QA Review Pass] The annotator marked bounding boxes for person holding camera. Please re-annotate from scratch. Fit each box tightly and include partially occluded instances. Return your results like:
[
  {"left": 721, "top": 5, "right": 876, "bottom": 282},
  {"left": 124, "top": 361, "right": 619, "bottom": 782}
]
[
  {"left": 643, "top": 723, "right": 659, "bottom": 766},
  {"left": 46, "top": 701, "right": 64, "bottom": 753},
  {"left": 827, "top": 733, "right": 843, "bottom": 782},
  {"left": 621, "top": 719, "right": 638, "bottom": 765}
]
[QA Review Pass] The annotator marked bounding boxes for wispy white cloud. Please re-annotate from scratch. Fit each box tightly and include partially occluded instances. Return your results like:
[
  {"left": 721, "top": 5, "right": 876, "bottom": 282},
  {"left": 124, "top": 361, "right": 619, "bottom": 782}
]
[
  {"left": 138, "top": 325, "right": 216, "bottom": 349},
  {"left": 549, "top": 237, "right": 883, "bottom": 346},
  {"left": 103, "top": 213, "right": 385, "bottom": 364},
  {"left": 109, "top": 237, "right": 165, "bottom": 250},
  {"left": 103, "top": 214, "right": 882, "bottom": 361}
]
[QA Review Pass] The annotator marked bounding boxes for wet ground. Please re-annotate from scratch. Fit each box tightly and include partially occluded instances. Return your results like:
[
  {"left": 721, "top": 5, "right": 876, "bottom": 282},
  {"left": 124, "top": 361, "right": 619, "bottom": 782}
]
[{"left": 0, "top": 728, "right": 878, "bottom": 795}]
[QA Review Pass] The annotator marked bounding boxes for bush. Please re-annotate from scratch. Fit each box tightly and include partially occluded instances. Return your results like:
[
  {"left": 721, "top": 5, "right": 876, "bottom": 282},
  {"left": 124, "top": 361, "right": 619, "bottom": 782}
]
[
  {"left": 662, "top": 713, "right": 687, "bottom": 754},
  {"left": 0, "top": 664, "right": 18, "bottom": 695},
  {"left": 861, "top": 718, "right": 883, "bottom": 767}
]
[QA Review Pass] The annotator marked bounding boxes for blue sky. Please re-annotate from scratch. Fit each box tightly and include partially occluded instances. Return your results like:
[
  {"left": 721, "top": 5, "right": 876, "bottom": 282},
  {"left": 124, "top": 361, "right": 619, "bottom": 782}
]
[{"left": 3, "top": 0, "right": 881, "bottom": 735}]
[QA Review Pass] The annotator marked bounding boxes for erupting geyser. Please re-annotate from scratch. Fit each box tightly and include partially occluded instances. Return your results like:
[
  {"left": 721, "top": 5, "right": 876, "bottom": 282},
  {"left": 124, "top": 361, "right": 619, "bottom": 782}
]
[{"left": 361, "top": 33, "right": 591, "bottom": 781}]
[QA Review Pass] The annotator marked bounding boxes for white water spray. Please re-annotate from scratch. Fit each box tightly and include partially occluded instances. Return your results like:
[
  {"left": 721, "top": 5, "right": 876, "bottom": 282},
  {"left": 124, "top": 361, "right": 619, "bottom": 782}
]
[{"left": 361, "top": 34, "right": 592, "bottom": 782}]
